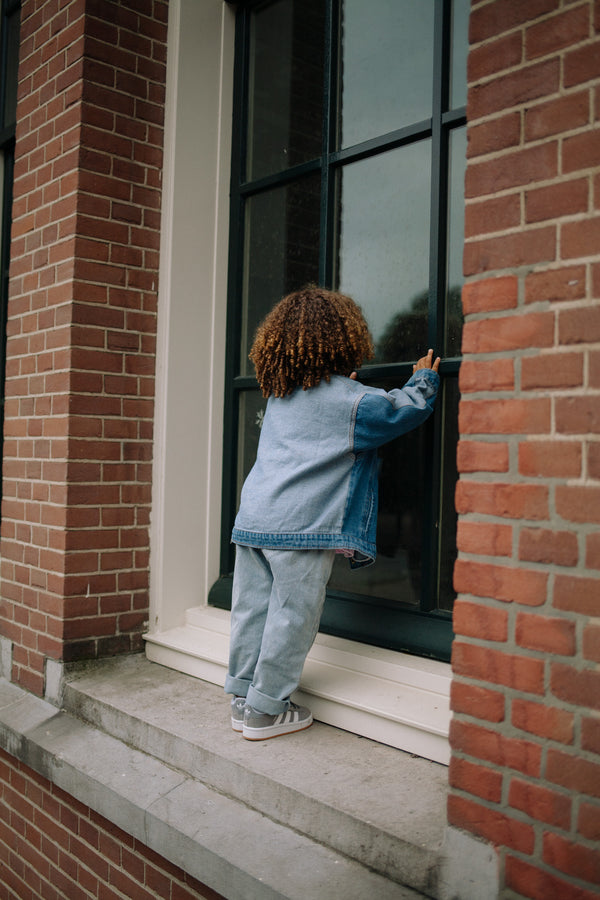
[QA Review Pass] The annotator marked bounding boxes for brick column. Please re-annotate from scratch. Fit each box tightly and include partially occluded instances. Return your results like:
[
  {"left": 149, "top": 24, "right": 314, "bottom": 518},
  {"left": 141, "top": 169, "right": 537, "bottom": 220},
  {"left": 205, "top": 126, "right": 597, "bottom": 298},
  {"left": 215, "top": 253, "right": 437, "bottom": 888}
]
[
  {"left": 450, "top": 2, "right": 600, "bottom": 898},
  {"left": 0, "top": 0, "right": 167, "bottom": 694}
]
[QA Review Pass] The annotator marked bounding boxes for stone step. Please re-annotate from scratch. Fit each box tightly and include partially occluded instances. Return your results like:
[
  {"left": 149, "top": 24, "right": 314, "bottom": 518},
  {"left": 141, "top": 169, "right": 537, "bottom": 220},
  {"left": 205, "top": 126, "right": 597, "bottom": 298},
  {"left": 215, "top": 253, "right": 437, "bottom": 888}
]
[
  {"left": 62, "top": 654, "right": 448, "bottom": 897},
  {"left": 0, "top": 676, "right": 427, "bottom": 900}
]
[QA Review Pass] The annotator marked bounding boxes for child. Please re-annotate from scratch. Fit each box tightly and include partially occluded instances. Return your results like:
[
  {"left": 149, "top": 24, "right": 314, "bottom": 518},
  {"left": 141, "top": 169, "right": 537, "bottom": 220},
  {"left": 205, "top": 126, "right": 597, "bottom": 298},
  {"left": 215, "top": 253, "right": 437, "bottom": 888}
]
[{"left": 225, "top": 286, "right": 440, "bottom": 740}]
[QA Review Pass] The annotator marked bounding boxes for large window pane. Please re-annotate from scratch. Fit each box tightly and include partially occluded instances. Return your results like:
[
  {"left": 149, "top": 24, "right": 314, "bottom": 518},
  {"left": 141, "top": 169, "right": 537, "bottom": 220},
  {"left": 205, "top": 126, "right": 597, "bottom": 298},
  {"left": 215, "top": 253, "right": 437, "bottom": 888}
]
[
  {"left": 236, "top": 391, "right": 267, "bottom": 506},
  {"left": 336, "top": 142, "right": 431, "bottom": 363},
  {"left": 2, "top": 8, "right": 19, "bottom": 128},
  {"left": 240, "top": 175, "right": 321, "bottom": 374},
  {"left": 329, "top": 378, "right": 429, "bottom": 605},
  {"left": 339, "top": 0, "right": 434, "bottom": 149},
  {"left": 247, "top": 0, "right": 325, "bottom": 181}
]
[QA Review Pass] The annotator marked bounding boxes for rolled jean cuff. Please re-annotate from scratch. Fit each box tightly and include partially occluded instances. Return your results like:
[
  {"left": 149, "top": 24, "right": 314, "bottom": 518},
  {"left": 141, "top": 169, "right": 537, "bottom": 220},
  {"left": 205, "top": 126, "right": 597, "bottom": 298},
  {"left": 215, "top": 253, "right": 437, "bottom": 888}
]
[
  {"left": 247, "top": 685, "right": 289, "bottom": 715},
  {"left": 224, "top": 674, "right": 251, "bottom": 697}
]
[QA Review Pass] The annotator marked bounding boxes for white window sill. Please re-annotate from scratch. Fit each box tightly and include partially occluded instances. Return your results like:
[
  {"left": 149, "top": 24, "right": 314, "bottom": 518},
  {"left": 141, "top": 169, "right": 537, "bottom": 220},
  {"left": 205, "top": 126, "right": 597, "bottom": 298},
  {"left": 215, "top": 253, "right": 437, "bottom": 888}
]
[{"left": 144, "top": 605, "right": 452, "bottom": 765}]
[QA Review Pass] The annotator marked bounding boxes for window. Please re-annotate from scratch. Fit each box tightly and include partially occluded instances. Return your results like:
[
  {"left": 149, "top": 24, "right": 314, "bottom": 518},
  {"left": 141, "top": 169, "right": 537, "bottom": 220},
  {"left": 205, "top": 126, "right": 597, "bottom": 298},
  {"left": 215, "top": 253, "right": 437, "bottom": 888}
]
[
  {"left": 211, "top": 0, "right": 468, "bottom": 662},
  {"left": 0, "top": 0, "right": 20, "bottom": 485}
]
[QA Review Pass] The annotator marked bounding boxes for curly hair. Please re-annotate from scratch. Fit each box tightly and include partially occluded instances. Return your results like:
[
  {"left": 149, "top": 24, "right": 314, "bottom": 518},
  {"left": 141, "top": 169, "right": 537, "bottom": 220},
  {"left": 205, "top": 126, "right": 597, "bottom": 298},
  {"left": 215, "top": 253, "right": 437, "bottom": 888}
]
[{"left": 249, "top": 286, "right": 374, "bottom": 398}]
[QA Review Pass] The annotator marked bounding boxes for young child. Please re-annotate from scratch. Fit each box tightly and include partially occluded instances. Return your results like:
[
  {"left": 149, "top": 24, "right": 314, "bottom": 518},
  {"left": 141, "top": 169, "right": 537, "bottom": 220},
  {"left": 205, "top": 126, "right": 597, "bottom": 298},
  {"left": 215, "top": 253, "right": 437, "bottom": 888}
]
[{"left": 225, "top": 286, "right": 440, "bottom": 740}]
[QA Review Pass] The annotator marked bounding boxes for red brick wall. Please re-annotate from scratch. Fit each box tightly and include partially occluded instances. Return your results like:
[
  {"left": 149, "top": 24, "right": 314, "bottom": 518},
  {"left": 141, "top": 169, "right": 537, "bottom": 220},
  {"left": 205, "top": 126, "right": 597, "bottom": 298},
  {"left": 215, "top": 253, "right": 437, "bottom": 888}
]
[
  {"left": 0, "top": 748, "right": 223, "bottom": 900},
  {"left": 0, "top": 0, "right": 167, "bottom": 694},
  {"left": 450, "top": 2, "right": 600, "bottom": 898}
]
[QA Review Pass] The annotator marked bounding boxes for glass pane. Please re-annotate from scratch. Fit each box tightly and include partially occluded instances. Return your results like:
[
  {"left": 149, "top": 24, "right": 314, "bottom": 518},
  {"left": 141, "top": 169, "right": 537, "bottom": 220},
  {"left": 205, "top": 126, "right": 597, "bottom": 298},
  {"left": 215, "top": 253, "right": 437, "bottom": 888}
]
[
  {"left": 445, "top": 126, "right": 466, "bottom": 357},
  {"left": 450, "top": 0, "right": 469, "bottom": 110},
  {"left": 236, "top": 390, "right": 268, "bottom": 506},
  {"left": 339, "top": 0, "right": 434, "bottom": 149},
  {"left": 240, "top": 175, "right": 321, "bottom": 375},
  {"left": 247, "top": 0, "right": 325, "bottom": 181},
  {"left": 437, "top": 377, "right": 459, "bottom": 611},
  {"left": 3, "top": 9, "right": 20, "bottom": 129},
  {"left": 329, "top": 378, "right": 429, "bottom": 606},
  {"left": 336, "top": 141, "right": 431, "bottom": 364}
]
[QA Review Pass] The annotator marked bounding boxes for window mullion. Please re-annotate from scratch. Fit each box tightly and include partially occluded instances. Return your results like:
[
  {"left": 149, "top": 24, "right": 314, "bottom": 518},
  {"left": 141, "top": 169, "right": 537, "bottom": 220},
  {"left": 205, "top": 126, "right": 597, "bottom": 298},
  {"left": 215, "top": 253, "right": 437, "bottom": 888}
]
[
  {"left": 420, "top": 0, "right": 452, "bottom": 612},
  {"left": 428, "top": 0, "right": 450, "bottom": 352},
  {"left": 220, "top": 6, "right": 253, "bottom": 573},
  {"left": 319, "top": 0, "right": 337, "bottom": 285}
]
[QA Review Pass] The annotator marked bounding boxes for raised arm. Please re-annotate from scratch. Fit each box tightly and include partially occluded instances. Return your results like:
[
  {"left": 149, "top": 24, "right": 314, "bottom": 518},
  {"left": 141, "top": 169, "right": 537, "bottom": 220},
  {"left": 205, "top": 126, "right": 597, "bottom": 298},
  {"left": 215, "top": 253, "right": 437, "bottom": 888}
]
[{"left": 352, "top": 352, "right": 441, "bottom": 452}]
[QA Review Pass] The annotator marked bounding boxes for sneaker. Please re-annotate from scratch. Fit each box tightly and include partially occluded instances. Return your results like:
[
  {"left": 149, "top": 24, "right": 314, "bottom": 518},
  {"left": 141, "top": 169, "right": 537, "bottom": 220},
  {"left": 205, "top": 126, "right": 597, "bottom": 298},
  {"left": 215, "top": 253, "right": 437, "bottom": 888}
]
[
  {"left": 231, "top": 696, "right": 247, "bottom": 732},
  {"left": 242, "top": 702, "right": 313, "bottom": 741}
]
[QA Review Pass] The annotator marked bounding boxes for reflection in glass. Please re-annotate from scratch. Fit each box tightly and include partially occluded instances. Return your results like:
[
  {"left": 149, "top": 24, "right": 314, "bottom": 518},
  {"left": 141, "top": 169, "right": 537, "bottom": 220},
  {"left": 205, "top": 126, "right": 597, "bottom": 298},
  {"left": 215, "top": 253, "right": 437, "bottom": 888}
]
[
  {"left": 236, "top": 391, "right": 267, "bottom": 507},
  {"left": 3, "top": 9, "right": 20, "bottom": 129},
  {"left": 445, "top": 126, "right": 467, "bottom": 357},
  {"left": 240, "top": 175, "right": 321, "bottom": 375},
  {"left": 437, "top": 378, "right": 459, "bottom": 611},
  {"left": 450, "top": 0, "right": 469, "bottom": 110},
  {"left": 329, "top": 377, "right": 429, "bottom": 605},
  {"left": 336, "top": 142, "right": 431, "bottom": 363},
  {"left": 247, "top": 0, "right": 325, "bottom": 181},
  {"left": 339, "top": 0, "right": 434, "bottom": 149}
]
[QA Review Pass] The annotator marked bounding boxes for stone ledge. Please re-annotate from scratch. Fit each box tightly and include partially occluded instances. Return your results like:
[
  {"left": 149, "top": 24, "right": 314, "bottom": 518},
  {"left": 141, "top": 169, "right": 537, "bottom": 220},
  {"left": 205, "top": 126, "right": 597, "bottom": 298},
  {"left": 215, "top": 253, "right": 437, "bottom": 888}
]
[
  {"left": 62, "top": 654, "right": 445, "bottom": 896},
  {"left": 0, "top": 674, "right": 425, "bottom": 900},
  {"left": 0, "top": 653, "right": 499, "bottom": 900}
]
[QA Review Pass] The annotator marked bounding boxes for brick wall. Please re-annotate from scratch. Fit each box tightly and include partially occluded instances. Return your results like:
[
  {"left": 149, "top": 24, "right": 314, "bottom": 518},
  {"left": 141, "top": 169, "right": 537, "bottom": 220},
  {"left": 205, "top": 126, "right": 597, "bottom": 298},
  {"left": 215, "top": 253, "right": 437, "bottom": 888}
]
[
  {"left": 0, "top": 0, "right": 167, "bottom": 694},
  {"left": 450, "top": 2, "right": 600, "bottom": 898},
  {"left": 0, "top": 748, "right": 222, "bottom": 900}
]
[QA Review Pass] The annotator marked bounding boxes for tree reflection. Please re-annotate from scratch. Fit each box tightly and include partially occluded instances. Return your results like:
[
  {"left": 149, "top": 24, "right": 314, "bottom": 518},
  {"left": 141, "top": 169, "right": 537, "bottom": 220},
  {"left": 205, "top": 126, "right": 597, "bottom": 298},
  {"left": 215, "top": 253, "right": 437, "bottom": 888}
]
[
  {"left": 373, "top": 286, "right": 463, "bottom": 362},
  {"left": 335, "top": 285, "right": 463, "bottom": 604}
]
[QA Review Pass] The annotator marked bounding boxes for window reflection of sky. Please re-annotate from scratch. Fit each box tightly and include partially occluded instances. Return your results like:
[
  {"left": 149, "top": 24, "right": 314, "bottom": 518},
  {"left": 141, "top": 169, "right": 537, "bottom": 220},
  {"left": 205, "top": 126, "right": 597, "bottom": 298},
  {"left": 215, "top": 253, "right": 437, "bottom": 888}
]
[
  {"left": 340, "top": 0, "right": 434, "bottom": 149},
  {"left": 337, "top": 0, "right": 433, "bottom": 349},
  {"left": 337, "top": 0, "right": 467, "bottom": 356},
  {"left": 337, "top": 143, "right": 431, "bottom": 351}
]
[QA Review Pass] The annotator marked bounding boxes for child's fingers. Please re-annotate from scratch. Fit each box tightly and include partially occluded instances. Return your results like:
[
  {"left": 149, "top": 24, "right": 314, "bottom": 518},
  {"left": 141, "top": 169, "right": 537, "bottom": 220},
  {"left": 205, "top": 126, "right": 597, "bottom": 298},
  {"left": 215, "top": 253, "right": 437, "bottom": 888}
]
[{"left": 414, "top": 349, "right": 441, "bottom": 371}]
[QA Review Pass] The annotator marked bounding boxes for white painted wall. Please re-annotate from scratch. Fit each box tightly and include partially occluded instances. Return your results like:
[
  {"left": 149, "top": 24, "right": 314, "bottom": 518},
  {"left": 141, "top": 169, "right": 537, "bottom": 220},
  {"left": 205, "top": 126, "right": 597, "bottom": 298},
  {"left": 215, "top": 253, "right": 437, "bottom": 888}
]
[{"left": 150, "top": 0, "right": 234, "bottom": 633}]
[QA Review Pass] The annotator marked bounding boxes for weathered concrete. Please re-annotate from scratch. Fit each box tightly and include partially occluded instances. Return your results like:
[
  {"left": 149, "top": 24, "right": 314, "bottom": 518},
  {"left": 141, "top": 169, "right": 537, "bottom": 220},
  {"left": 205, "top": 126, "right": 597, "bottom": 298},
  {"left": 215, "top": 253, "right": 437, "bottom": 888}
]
[
  {"left": 0, "top": 669, "right": 432, "bottom": 900},
  {"left": 61, "top": 654, "right": 448, "bottom": 896},
  {"left": 0, "top": 653, "right": 501, "bottom": 899}
]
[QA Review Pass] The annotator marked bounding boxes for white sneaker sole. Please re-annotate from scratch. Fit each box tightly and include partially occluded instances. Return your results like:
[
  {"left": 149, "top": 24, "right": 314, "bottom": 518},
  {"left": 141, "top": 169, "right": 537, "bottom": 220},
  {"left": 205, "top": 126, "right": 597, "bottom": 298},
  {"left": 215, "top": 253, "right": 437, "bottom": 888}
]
[{"left": 242, "top": 715, "right": 313, "bottom": 741}]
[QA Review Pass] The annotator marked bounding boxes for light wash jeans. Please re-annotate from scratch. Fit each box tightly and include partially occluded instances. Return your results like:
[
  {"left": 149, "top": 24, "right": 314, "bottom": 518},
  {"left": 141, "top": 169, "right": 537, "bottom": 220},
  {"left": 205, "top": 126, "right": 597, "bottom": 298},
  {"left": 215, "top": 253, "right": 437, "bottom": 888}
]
[{"left": 224, "top": 546, "right": 335, "bottom": 715}]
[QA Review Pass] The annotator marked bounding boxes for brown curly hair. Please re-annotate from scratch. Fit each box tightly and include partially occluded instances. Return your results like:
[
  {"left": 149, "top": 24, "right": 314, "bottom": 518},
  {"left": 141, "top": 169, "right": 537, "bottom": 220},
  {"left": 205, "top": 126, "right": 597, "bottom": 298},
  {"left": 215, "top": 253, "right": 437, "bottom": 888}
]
[{"left": 249, "top": 286, "right": 374, "bottom": 398}]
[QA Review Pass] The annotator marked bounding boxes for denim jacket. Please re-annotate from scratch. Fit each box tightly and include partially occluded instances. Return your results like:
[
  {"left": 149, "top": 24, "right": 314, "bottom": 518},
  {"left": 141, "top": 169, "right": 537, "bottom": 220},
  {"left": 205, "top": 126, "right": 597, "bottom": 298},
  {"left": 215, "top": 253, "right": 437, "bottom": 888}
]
[{"left": 232, "top": 369, "right": 439, "bottom": 567}]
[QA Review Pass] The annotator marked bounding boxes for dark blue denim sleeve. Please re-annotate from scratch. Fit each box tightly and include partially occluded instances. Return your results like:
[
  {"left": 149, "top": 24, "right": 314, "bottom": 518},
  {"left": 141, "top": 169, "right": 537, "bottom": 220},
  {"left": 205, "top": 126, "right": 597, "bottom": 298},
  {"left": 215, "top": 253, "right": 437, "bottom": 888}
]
[{"left": 352, "top": 369, "right": 440, "bottom": 451}]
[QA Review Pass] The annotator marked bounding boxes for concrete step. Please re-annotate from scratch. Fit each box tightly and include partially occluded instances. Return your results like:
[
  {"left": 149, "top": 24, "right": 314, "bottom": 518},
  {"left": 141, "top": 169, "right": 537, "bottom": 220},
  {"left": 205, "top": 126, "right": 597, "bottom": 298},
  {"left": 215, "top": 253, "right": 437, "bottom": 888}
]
[
  {"left": 0, "top": 676, "right": 427, "bottom": 900},
  {"left": 62, "top": 654, "right": 448, "bottom": 898}
]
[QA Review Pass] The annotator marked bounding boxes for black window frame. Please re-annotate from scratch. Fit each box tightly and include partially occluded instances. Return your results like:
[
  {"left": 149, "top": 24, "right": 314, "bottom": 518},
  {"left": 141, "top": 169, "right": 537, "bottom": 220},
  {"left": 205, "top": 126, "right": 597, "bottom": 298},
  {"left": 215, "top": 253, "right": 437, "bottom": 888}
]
[{"left": 210, "top": 0, "right": 466, "bottom": 663}]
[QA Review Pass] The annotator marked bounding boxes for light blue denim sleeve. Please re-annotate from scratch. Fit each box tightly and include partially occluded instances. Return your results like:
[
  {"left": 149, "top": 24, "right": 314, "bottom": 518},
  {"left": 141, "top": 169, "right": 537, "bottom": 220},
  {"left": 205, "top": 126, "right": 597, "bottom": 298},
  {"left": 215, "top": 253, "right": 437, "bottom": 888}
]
[{"left": 352, "top": 369, "right": 440, "bottom": 451}]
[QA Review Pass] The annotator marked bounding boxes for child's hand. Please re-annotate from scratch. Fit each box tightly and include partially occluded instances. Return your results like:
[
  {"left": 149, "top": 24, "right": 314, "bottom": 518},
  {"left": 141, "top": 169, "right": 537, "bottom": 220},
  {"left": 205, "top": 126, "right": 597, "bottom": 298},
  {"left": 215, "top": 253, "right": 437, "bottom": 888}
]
[
  {"left": 349, "top": 371, "right": 358, "bottom": 380},
  {"left": 413, "top": 349, "right": 441, "bottom": 374}
]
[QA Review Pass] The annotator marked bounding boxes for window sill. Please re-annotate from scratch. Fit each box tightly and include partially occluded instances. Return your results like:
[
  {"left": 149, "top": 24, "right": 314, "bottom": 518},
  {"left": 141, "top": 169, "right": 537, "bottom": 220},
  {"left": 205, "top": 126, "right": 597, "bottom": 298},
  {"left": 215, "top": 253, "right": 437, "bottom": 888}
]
[
  {"left": 145, "top": 606, "right": 452, "bottom": 764},
  {"left": 0, "top": 653, "right": 499, "bottom": 900}
]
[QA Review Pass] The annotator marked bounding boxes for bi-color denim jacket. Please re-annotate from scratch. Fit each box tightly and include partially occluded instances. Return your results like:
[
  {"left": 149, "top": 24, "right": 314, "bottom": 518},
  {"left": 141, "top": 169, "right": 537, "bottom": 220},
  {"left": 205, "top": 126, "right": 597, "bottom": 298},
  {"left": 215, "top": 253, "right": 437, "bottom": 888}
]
[{"left": 232, "top": 369, "right": 439, "bottom": 567}]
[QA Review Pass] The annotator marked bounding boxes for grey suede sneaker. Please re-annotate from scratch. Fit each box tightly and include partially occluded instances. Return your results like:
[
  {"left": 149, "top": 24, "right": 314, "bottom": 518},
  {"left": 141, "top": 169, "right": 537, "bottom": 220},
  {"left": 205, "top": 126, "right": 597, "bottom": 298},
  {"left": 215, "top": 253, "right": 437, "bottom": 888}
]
[
  {"left": 242, "top": 702, "right": 313, "bottom": 740},
  {"left": 231, "top": 696, "right": 247, "bottom": 732}
]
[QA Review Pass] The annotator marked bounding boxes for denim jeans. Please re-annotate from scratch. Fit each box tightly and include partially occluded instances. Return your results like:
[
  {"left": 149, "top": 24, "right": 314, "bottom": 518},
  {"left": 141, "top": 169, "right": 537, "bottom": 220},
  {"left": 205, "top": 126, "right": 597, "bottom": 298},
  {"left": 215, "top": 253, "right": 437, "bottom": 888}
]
[{"left": 224, "top": 546, "right": 335, "bottom": 714}]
